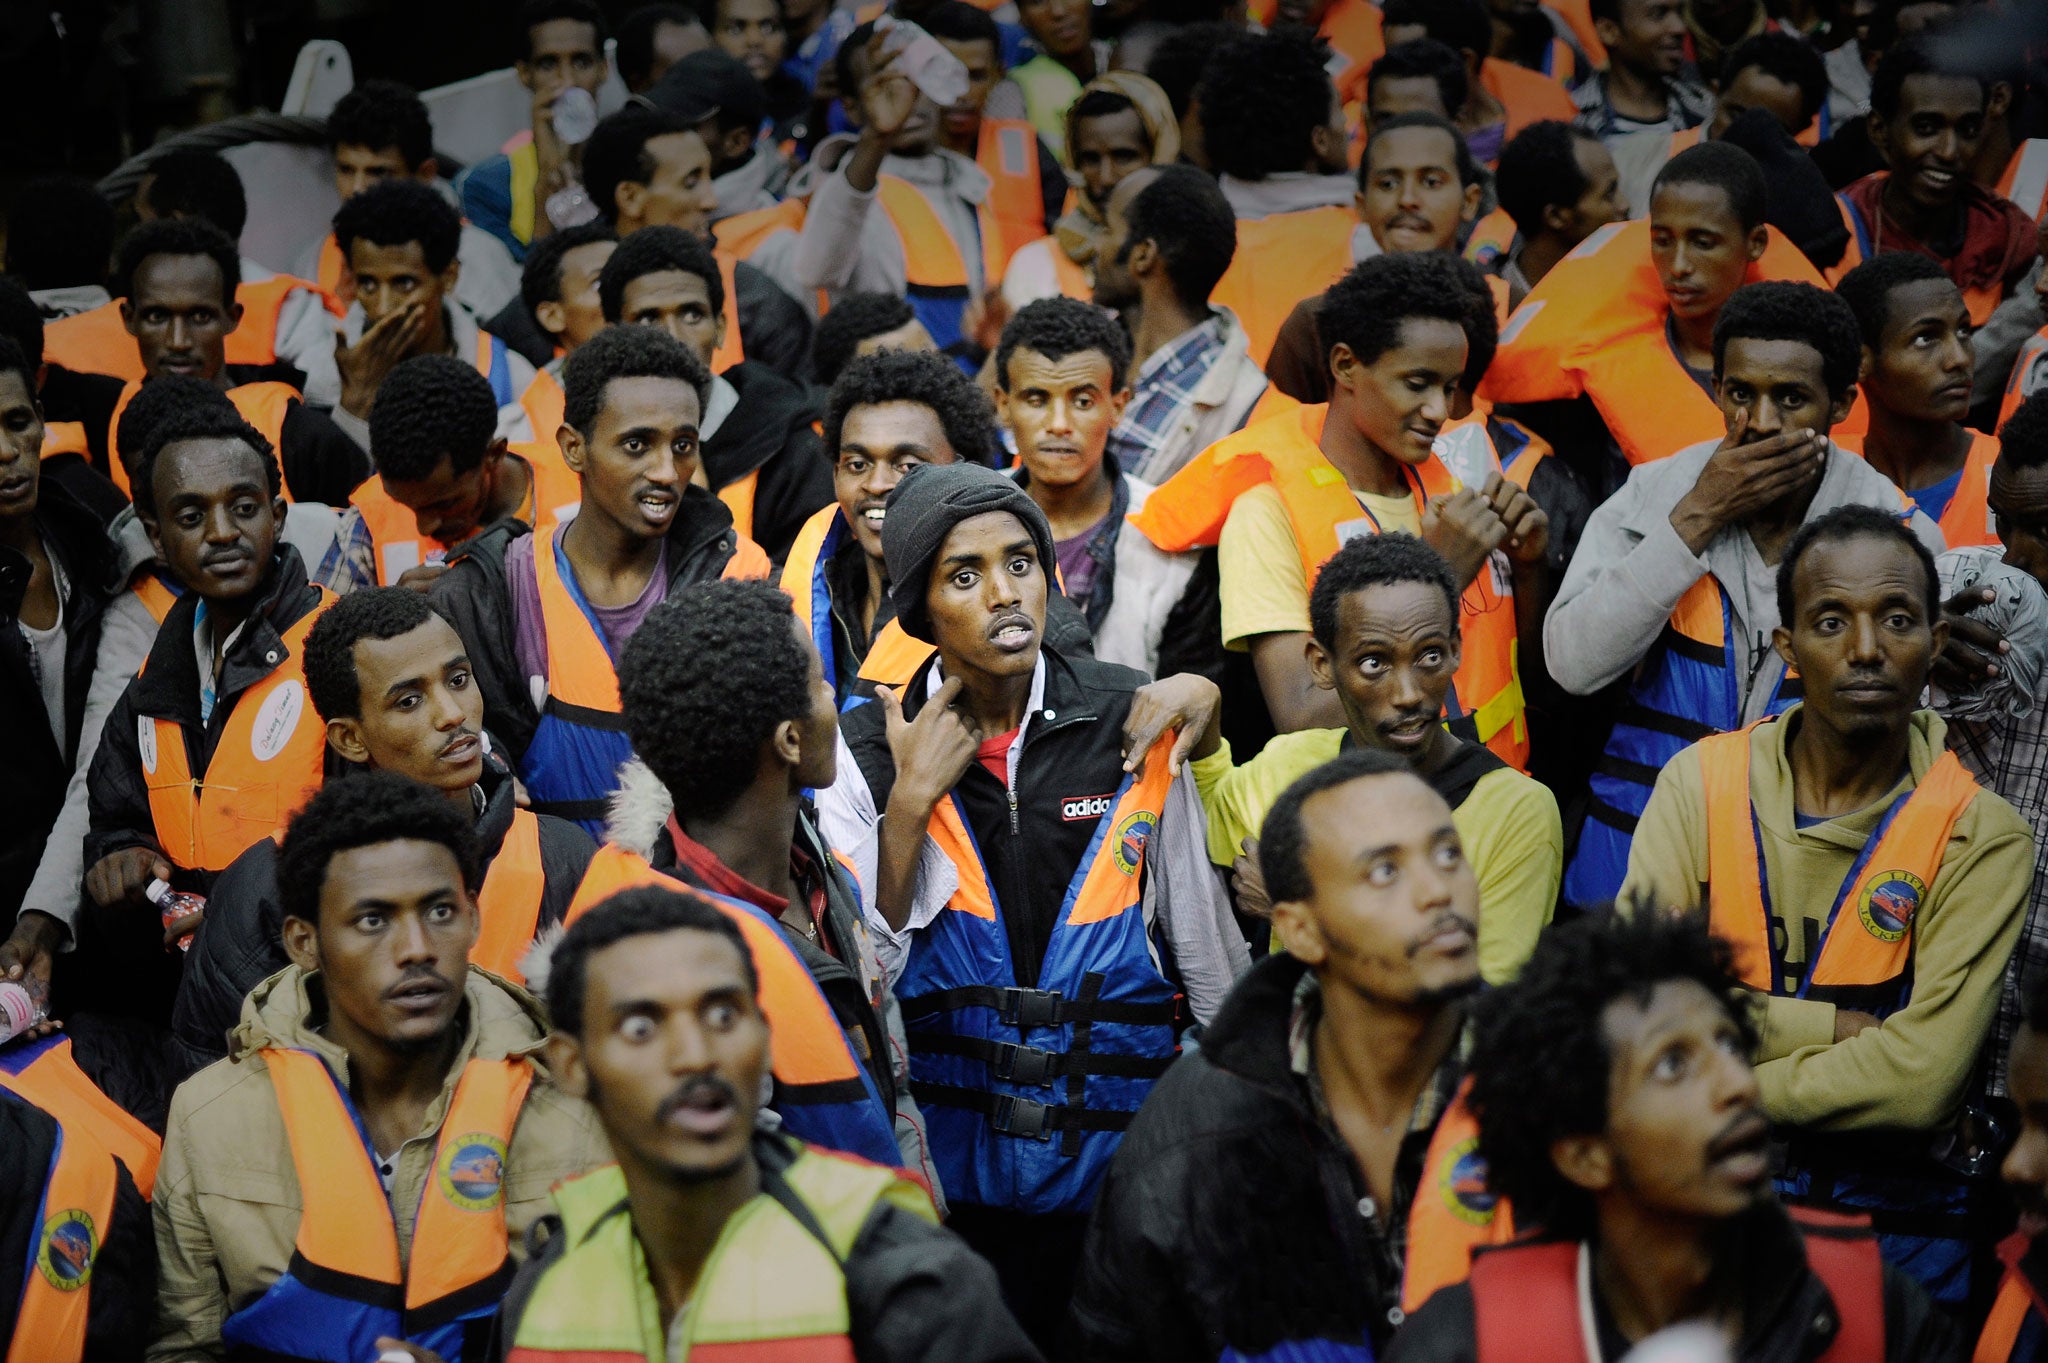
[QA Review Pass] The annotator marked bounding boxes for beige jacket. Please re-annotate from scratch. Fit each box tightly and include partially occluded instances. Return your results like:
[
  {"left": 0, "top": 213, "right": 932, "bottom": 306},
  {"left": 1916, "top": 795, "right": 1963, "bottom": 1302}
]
[{"left": 148, "top": 965, "right": 611, "bottom": 1361}]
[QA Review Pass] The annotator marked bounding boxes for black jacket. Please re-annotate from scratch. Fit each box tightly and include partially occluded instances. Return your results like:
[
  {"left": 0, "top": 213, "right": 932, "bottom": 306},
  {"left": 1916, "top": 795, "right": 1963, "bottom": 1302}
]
[
  {"left": 0, "top": 1058, "right": 156, "bottom": 1361},
  {"left": 484, "top": 260, "right": 817, "bottom": 385},
  {"left": 1, "top": 477, "right": 121, "bottom": 924},
  {"left": 1384, "top": 1205, "right": 1960, "bottom": 1363},
  {"left": 489, "top": 1129, "right": 1043, "bottom": 1363},
  {"left": 1066, "top": 952, "right": 1442, "bottom": 1362},
  {"left": 704, "top": 360, "right": 833, "bottom": 566},
  {"left": 428, "top": 486, "right": 748, "bottom": 765},
  {"left": 165, "top": 757, "right": 596, "bottom": 1081}
]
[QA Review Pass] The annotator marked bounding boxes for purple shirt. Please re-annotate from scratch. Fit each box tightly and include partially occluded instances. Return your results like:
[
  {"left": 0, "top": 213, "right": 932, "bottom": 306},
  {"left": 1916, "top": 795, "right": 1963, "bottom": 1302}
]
[
  {"left": 507, "top": 527, "right": 670, "bottom": 685},
  {"left": 1054, "top": 514, "right": 1109, "bottom": 610}
]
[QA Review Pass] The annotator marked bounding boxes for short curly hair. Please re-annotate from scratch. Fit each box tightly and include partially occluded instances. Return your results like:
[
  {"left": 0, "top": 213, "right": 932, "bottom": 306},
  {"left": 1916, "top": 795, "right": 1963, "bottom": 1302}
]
[
  {"left": 1775, "top": 501, "right": 1938, "bottom": 627},
  {"left": 1123, "top": 164, "right": 1237, "bottom": 312},
  {"left": 1721, "top": 31, "right": 1828, "bottom": 126},
  {"left": 1197, "top": 29, "right": 1336, "bottom": 183},
  {"left": 1712, "top": 280, "right": 1862, "bottom": 399},
  {"left": 823, "top": 349, "right": 1001, "bottom": 465},
  {"left": 1257, "top": 748, "right": 1414, "bottom": 904},
  {"left": 545, "top": 885, "right": 757, "bottom": 1038},
  {"left": 0, "top": 279, "right": 44, "bottom": 371},
  {"left": 333, "top": 178, "right": 462, "bottom": 274},
  {"left": 1362, "top": 110, "right": 1479, "bottom": 191},
  {"left": 1494, "top": 120, "right": 1600, "bottom": 237},
  {"left": 522, "top": 0, "right": 608, "bottom": 56},
  {"left": 1308, "top": 531, "right": 1458, "bottom": 652},
  {"left": 1834, "top": 250, "right": 1953, "bottom": 348},
  {"left": 326, "top": 78, "right": 435, "bottom": 168},
  {"left": 1872, "top": 32, "right": 1984, "bottom": 124},
  {"left": 1652, "top": 140, "right": 1767, "bottom": 233},
  {"left": 304, "top": 586, "right": 444, "bottom": 722},
  {"left": 812, "top": 293, "right": 917, "bottom": 387},
  {"left": 561, "top": 323, "right": 711, "bottom": 435},
  {"left": 1317, "top": 252, "right": 1485, "bottom": 375},
  {"left": 112, "top": 218, "right": 240, "bottom": 307},
  {"left": 597, "top": 223, "right": 722, "bottom": 324},
  {"left": 115, "top": 376, "right": 236, "bottom": 487},
  {"left": 620, "top": 581, "right": 814, "bottom": 821},
  {"left": 279, "top": 770, "right": 481, "bottom": 929},
  {"left": 134, "top": 403, "right": 281, "bottom": 519},
  {"left": 995, "top": 297, "right": 1133, "bottom": 394},
  {"left": 143, "top": 150, "right": 249, "bottom": 240},
  {"left": 1367, "top": 40, "right": 1469, "bottom": 119},
  {"left": 1146, "top": 21, "right": 1234, "bottom": 119},
  {"left": 369, "top": 354, "right": 502, "bottom": 482},
  {"left": 1469, "top": 908, "right": 1756, "bottom": 1240},
  {"left": 2000, "top": 390, "right": 2048, "bottom": 469},
  {"left": 584, "top": 104, "right": 698, "bottom": 224},
  {"left": 520, "top": 221, "right": 618, "bottom": 320}
]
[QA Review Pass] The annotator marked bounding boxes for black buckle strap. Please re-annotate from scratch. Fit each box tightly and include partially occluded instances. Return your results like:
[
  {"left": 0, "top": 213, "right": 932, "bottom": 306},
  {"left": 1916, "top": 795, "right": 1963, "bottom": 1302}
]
[
  {"left": 900, "top": 985, "right": 1180, "bottom": 1029},
  {"left": 911, "top": 1081, "right": 1138, "bottom": 1142},
  {"left": 910, "top": 1032, "right": 1176, "bottom": 1086}
]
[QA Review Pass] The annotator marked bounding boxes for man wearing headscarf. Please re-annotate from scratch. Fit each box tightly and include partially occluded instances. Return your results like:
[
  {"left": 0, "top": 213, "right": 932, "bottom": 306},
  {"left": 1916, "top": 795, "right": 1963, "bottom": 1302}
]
[{"left": 1001, "top": 73, "right": 1181, "bottom": 308}]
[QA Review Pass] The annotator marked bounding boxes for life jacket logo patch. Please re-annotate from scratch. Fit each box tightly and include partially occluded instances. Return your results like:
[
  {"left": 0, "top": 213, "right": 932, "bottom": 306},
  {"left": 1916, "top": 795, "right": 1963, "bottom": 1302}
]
[
  {"left": 1062, "top": 794, "right": 1115, "bottom": 821},
  {"left": 1439, "top": 1139, "right": 1498, "bottom": 1226},
  {"left": 1112, "top": 810, "right": 1156, "bottom": 876},
  {"left": 139, "top": 716, "right": 159, "bottom": 775},
  {"left": 37, "top": 1210, "right": 96, "bottom": 1290},
  {"left": 1858, "top": 871, "right": 1925, "bottom": 944},
  {"left": 439, "top": 1133, "right": 509, "bottom": 1212},
  {"left": 249, "top": 680, "right": 305, "bottom": 763}
]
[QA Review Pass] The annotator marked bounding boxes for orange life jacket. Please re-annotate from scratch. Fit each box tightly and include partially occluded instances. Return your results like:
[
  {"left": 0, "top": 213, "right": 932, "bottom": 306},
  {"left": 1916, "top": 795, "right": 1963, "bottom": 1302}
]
[
  {"left": 1835, "top": 429, "right": 1999, "bottom": 549},
  {"left": 714, "top": 199, "right": 809, "bottom": 260},
  {"left": 472, "top": 809, "right": 547, "bottom": 985},
  {"left": 1463, "top": 207, "right": 1518, "bottom": 272},
  {"left": 43, "top": 274, "right": 340, "bottom": 383},
  {"left": 977, "top": 119, "right": 1049, "bottom": 271},
  {"left": 350, "top": 449, "right": 582, "bottom": 586},
  {"left": 1401, "top": 1078, "right": 1518, "bottom": 1314},
  {"left": 39, "top": 422, "right": 89, "bottom": 463},
  {"left": 716, "top": 468, "right": 759, "bottom": 543},
  {"left": 1700, "top": 719, "right": 1979, "bottom": 1012},
  {"left": 1998, "top": 139, "right": 2048, "bottom": 224},
  {"left": 1546, "top": 0, "right": 1607, "bottom": 65},
  {"left": 876, "top": 176, "right": 1010, "bottom": 320},
  {"left": 225, "top": 273, "right": 345, "bottom": 369},
  {"left": 2001, "top": 324, "right": 2048, "bottom": 433},
  {"left": 1211, "top": 206, "right": 1357, "bottom": 370},
  {"left": 712, "top": 252, "right": 746, "bottom": 374},
  {"left": 1252, "top": 0, "right": 1383, "bottom": 104},
  {"left": 107, "top": 379, "right": 298, "bottom": 498},
  {"left": 0, "top": 1036, "right": 160, "bottom": 1198},
  {"left": 313, "top": 232, "right": 352, "bottom": 304},
  {"left": 1478, "top": 59, "right": 1578, "bottom": 146},
  {"left": 1479, "top": 219, "right": 1825, "bottom": 464},
  {"left": 1132, "top": 404, "right": 1530, "bottom": 768},
  {"left": 779, "top": 503, "right": 937, "bottom": 702},
  {"left": 142, "top": 589, "right": 335, "bottom": 872},
  {"left": 1976, "top": 1232, "right": 2048, "bottom": 1363},
  {"left": 131, "top": 573, "right": 179, "bottom": 627}
]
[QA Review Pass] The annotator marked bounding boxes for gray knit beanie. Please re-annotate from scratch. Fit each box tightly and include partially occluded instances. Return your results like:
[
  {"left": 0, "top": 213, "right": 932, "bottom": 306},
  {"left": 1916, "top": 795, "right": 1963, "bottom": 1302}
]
[{"left": 882, "top": 462, "right": 1058, "bottom": 643}]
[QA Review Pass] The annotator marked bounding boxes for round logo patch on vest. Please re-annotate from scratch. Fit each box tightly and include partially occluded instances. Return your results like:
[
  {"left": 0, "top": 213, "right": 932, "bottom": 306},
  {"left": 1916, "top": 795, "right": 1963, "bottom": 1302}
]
[
  {"left": 438, "top": 1133, "right": 509, "bottom": 1212},
  {"left": 1439, "top": 1139, "right": 1498, "bottom": 1227},
  {"left": 36, "top": 1210, "right": 96, "bottom": 1290},
  {"left": 138, "top": 716, "right": 158, "bottom": 776},
  {"left": 1858, "top": 871, "right": 1926, "bottom": 944},
  {"left": 248, "top": 680, "right": 304, "bottom": 763},
  {"left": 1112, "top": 810, "right": 1156, "bottom": 877}
]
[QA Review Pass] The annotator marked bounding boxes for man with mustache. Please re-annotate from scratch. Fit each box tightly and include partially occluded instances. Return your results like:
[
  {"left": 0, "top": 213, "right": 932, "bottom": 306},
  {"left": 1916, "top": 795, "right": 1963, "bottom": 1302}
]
[
  {"left": 820, "top": 460, "right": 1248, "bottom": 1348},
  {"left": 168, "top": 587, "right": 597, "bottom": 1079},
  {"left": 1202, "top": 533, "right": 1559, "bottom": 984},
  {"left": 1070, "top": 749, "right": 1508, "bottom": 1362},
  {"left": 1390, "top": 910, "right": 1958, "bottom": 1362},
  {"left": 1621, "top": 503, "right": 2030, "bottom": 1305},
  {"left": 492, "top": 886, "right": 1039, "bottom": 1362},
  {"left": 150, "top": 770, "right": 608, "bottom": 1361}
]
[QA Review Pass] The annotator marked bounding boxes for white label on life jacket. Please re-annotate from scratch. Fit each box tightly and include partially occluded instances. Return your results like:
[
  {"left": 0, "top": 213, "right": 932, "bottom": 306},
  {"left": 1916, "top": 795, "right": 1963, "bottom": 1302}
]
[
  {"left": 250, "top": 681, "right": 305, "bottom": 763},
  {"left": 139, "top": 716, "right": 158, "bottom": 775}
]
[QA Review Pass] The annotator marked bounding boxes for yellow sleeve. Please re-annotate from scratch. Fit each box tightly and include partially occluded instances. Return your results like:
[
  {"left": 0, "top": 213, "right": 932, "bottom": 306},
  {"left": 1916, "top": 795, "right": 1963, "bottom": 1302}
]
[
  {"left": 1218, "top": 483, "right": 1312, "bottom": 651},
  {"left": 1617, "top": 743, "right": 1709, "bottom": 914},
  {"left": 1459, "top": 768, "right": 1562, "bottom": 984},
  {"left": 1756, "top": 791, "right": 2035, "bottom": 1131},
  {"left": 1201, "top": 729, "right": 1345, "bottom": 867}
]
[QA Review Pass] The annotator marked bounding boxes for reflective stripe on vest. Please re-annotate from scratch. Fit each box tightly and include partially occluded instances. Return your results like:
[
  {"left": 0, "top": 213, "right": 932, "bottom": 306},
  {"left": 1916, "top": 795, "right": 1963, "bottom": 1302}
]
[
  {"left": 2001, "top": 140, "right": 2048, "bottom": 225},
  {"left": 713, "top": 252, "right": 746, "bottom": 374},
  {"left": 506, "top": 1150, "right": 932, "bottom": 1363},
  {"left": 1837, "top": 430, "right": 1999, "bottom": 549},
  {"left": 1480, "top": 220, "right": 1824, "bottom": 464},
  {"left": 1471, "top": 1209, "right": 1884, "bottom": 1363},
  {"left": 898, "top": 734, "right": 1180, "bottom": 1214},
  {"left": 0, "top": 1039, "right": 127, "bottom": 1363},
  {"left": 227, "top": 275, "right": 343, "bottom": 369},
  {"left": 1401, "top": 1078, "right": 1516, "bottom": 1314},
  {"left": 473, "top": 810, "right": 547, "bottom": 985},
  {"left": 1210, "top": 206, "right": 1357, "bottom": 369},
  {"left": 521, "top": 527, "right": 630, "bottom": 833},
  {"left": 779, "top": 505, "right": 937, "bottom": 707},
  {"left": 109, "top": 379, "right": 299, "bottom": 498},
  {"left": 714, "top": 199, "right": 809, "bottom": 260},
  {"left": 977, "top": 119, "right": 1047, "bottom": 271},
  {"left": 563, "top": 846, "right": 902, "bottom": 1165},
  {"left": 0, "top": 1035, "right": 160, "bottom": 1199},
  {"left": 1700, "top": 721, "right": 1978, "bottom": 1013},
  {"left": 877, "top": 177, "right": 1008, "bottom": 358},
  {"left": 218, "top": 1050, "right": 530, "bottom": 1363},
  {"left": 143, "top": 589, "right": 335, "bottom": 872},
  {"left": 1976, "top": 1234, "right": 2048, "bottom": 1363}
]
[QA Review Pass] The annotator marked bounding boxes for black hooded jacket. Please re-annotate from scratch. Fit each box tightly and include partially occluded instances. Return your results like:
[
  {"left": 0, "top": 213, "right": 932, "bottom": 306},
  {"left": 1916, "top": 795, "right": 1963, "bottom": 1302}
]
[{"left": 702, "top": 360, "right": 833, "bottom": 566}]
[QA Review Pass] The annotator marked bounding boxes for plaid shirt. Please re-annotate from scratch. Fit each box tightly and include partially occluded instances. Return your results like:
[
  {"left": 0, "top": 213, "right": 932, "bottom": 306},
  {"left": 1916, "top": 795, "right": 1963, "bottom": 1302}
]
[
  {"left": 1107, "top": 313, "right": 1230, "bottom": 477},
  {"left": 1289, "top": 973, "right": 1471, "bottom": 1330},
  {"left": 1570, "top": 69, "right": 1713, "bottom": 138},
  {"left": 1950, "top": 711, "right": 2048, "bottom": 1097},
  {"left": 314, "top": 506, "right": 378, "bottom": 595}
]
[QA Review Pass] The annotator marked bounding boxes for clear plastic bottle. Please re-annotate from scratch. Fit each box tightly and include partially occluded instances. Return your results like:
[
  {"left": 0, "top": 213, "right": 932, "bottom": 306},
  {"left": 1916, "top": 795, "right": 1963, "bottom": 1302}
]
[
  {"left": 147, "top": 878, "right": 204, "bottom": 952},
  {"left": 551, "top": 87, "right": 600, "bottom": 145},
  {"left": 0, "top": 975, "right": 48, "bottom": 1046}
]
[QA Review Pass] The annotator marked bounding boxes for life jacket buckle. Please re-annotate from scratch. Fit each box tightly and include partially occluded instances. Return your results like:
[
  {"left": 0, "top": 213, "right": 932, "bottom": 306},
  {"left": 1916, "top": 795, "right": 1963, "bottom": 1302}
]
[
  {"left": 997, "top": 988, "right": 1065, "bottom": 1028},
  {"left": 989, "top": 1094, "right": 1052, "bottom": 1141},
  {"left": 989, "top": 1041, "right": 1059, "bottom": 1086}
]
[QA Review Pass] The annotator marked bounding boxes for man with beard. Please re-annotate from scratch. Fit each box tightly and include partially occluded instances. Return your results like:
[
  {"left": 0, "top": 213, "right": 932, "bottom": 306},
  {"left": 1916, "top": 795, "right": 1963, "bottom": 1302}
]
[
  {"left": 1069, "top": 749, "right": 1510, "bottom": 1361},
  {"left": 1620, "top": 504, "right": 2031, "bottom": 1306},
  {"left": 496, "top": 886, "right": 1040, "bottom": 1363}
]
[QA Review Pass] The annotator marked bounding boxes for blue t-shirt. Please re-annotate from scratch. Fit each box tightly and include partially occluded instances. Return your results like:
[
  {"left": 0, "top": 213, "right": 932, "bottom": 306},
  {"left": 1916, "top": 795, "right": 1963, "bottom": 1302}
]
[{"left": 1911, "top": 465, "right": 1965, "bottom": 525}]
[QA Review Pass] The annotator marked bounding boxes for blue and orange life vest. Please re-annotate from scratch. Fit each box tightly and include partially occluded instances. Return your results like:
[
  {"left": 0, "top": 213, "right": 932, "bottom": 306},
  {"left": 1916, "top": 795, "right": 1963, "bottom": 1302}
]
[
  {"left": 876, "top": 176, "right": 1010, "bottom": 366},
  {"left": 1837, "top": 430, "right": 2000, "bottom": 550},
  {"left": 1976, "top": 1233, "right": 2048, "bottom": 1363},
  {"left": 108, "top": 378, "right": 300, "bottom": 499},
  {"left": 218, "top": 1049, "right": 530, "bottom": 1363},
  {"left": 779, "top": 504, "right": 936, "bottom": 708}
]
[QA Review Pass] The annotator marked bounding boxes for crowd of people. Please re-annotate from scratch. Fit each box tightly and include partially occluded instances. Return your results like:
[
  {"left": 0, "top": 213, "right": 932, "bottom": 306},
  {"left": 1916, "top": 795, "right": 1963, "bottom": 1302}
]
[{"left": 4, "top": 0, "right": 2048, "bottom": 1358}]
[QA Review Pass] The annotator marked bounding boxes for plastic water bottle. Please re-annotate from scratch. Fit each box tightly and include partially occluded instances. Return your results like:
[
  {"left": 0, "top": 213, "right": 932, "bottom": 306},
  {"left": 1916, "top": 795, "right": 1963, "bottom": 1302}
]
[
  {"left": 147, "top": 878, "right": 203, "bottom": 952},
  {"left": 552, "top": 87, "right": 600, "bottom": 145},
  {"left": 0, "top": 977, "right": 47, "bottom": 1046}
]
